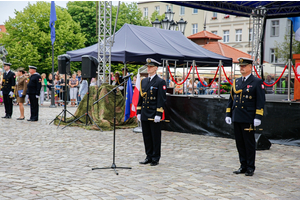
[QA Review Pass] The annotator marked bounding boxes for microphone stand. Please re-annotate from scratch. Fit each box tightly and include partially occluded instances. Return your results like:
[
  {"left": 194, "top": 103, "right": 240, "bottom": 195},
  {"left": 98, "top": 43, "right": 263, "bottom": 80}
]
[
  {"left": 92, "top": 77, "right": 132, "bottom": 175},
  {"left": 62, "top": 78, "right": 102, "bottom": 131},
  {"left": 49, "top": 73, "right": 78, "bottom": 127}
]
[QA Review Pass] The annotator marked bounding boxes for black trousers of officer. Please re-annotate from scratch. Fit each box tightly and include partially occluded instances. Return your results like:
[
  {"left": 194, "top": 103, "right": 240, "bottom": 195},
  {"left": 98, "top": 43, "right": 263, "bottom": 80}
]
[
  {"left": 3, "top": 94, "right": 13, "bottom": 117},
  {"left": 234, "top": 122, "right": 256, "bottom": 171},
  {"left": 141, "top": 120, "right": 161, "bottom": 162},
  {"left": 29, "top": 94, "right": 39, "bottom": 120}
]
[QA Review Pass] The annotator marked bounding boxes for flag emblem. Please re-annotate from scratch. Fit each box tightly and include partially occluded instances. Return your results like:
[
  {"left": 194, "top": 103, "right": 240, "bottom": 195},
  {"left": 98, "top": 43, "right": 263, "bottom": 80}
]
[
  {"left": 261, "top": 84, "right": 265, "bottom": 89},
  {"left": 163, "top": 85, "right": 166, "bottom": 90}
]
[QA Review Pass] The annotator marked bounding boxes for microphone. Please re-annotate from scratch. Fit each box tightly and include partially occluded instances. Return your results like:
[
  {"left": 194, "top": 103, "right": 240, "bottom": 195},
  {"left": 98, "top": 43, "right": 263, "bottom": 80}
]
[{"left": 123, "top": 73, "right": 133, "bottom": 79}]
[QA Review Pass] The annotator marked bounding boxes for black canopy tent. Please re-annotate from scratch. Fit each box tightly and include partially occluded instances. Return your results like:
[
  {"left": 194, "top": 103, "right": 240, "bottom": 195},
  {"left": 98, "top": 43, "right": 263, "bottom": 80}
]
[{"left": 67, "top": 23, "right": 232, "bottom": 66}]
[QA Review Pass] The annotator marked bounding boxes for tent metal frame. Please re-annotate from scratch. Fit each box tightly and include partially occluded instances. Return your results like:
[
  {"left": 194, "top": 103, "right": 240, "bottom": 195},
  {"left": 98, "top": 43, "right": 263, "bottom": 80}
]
[{"left": 98, "top": 1, "right": 112, "bottom": 85}]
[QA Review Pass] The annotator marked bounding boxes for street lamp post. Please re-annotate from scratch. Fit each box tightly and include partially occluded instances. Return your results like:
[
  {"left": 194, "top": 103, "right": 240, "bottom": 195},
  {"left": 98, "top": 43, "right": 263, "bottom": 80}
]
[
  {"left": 151, "top": 6, "right": 187, "bottom": 35},
  {"left": 151, "top": 18, "right": 161, "bottom": 28},
  {"left": 177, "top": 18, "right": 187, "bottom": 34},
  {"left": 161, "top": 17, "right": 171, "bottom": 30}
]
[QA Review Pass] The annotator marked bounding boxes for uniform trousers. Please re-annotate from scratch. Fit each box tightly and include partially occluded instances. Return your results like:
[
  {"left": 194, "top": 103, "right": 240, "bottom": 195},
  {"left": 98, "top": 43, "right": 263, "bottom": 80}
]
[
  {"left": 3, "top": 94, "right": 13, "bottom": 117},
  {"left": 29, "top": 94, "right": 39, "bottom": 120},
  {"left": 234, "top": 122, "right": 256, "bottom": 171},
  {"left": 141, "top": 120, "right": 162, "bottom": 162}
]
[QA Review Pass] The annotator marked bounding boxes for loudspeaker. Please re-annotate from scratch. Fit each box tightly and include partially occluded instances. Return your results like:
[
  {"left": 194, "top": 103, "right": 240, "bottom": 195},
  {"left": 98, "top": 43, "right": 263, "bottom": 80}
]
[
  {"left": 255, "top": 133, "right": 272, "bottom": 150},
  {"left": 82, "top": 55, "right": 98, "bottom": 78},
  {"left": 58, "top": 54, "right": 71, "bottom": 74}
]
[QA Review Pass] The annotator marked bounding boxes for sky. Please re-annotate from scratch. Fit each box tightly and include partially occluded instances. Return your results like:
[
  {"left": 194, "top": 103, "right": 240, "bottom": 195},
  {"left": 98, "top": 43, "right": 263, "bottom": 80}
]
[{"left": 0, "top": 0, "right": 133, "bottom": 25}]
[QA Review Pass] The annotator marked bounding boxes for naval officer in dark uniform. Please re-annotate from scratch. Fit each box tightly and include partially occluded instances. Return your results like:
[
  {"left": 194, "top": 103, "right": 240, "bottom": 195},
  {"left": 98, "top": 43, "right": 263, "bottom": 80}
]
[
  {"left": 26, "top": 66, "right": 42, "bottom": 121},
  {"left": 137, "top": 58, "right": 167, "bottom": 166},
  {"left": 225, "top": 57, "right": 266, "bottom": 176},
  {"left": 1, "top": 62, "right": 16, "bottom": 118}
]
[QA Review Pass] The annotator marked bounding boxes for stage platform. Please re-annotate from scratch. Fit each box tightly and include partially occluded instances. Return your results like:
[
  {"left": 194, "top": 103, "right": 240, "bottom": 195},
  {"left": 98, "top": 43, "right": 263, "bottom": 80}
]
[{"left": 162, "top": 93, "right": 300, "bottom": 146}]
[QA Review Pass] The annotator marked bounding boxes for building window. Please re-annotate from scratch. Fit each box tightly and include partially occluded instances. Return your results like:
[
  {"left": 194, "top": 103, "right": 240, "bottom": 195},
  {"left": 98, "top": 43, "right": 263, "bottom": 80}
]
[
  {"left": 249, "top": 28, "right": 253, "bottom": 42},
  {"left": 0, "top": 28, "right": 2, "bottom": 31},
  {"left": 155, "top": 6, "right": 160, "bottom": 15},
  {"left": 213, "top": 12, "right": 217, "bottom": 18},
  {"left": 235, "top": 29, "right": 242, "bottom": 42},
  {"left": 270, "top": 48, "right": 278, "bottom": 63},
  {"left": 223, "top": 30, "right": 229, "bottom": 43},
  {"left": 211, "top": 31, "right": 217, "bottom": 35},
  {"left": 143, "top": 7, "right": 148, "bottom": 18},
  {"left": 192, "top": 24, "right": 198, "bottom": 34},
  {"left": 193, "top": 8, "right": 198, "bottom": 14},
  {"left": 271, "top": 20, "right": 279, "bottom": 37},
  {"left": 180, "top": 6, "right": 185, "bottom": 15}
]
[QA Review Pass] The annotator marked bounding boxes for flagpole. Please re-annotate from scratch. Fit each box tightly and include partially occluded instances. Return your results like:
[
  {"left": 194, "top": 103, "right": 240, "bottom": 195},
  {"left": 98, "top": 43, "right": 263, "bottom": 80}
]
[
  {"left": 50, "top": 44, "right": 56, "bottom": 107},
  {"left": 49, "top": 1, "right": 57, "bottom": 108}
]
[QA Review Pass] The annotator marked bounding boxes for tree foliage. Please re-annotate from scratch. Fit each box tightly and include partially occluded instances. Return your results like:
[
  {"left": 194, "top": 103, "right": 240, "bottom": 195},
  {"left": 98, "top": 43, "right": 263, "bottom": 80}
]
[
  {"left": 66, "top": 1, "right": 97, "bottom": 47},
  {"left": 275, "top": 32, "right": 300, "bottom": 63},
  {"left": 150, "top": 10, "right": 165, "bottom": 23},
  {"left": 0, "top": 1, "right": 86, "bottom": 74}
]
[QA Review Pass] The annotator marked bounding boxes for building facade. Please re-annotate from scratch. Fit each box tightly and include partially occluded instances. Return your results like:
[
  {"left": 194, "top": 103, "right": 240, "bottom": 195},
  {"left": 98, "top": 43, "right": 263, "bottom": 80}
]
[
  {"left": 137, "top": 2, "right": 289, "bottom": 67},
  {"left": 137, "top": 1, "right": 205, "bottom": 37}
]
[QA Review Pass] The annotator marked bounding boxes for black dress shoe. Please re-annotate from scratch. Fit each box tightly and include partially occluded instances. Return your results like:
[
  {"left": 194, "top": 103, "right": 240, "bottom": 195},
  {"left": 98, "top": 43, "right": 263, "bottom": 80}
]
[
  {"left": 139, "top": 159, "right": 152, "bottom": 164},
  {"left": 17, "top": 117, "right": 25, "bottom": 120},
  {"left": 2, "top": 116, "right": 8, "bottom": 118},
  {"left": 27, "top": 119, "right": 33, "bottom": 121},
  {"left": 233, "top": 168, "right": 247, "bottom": 174},
  {"left": 6, "top": 116, "right": 11, "bottom": 119},
  {"left": 150, "top": 161, "right": 159, "bottom": 166},
  {"left": 245, "top": 170, "right": 254, "bottom": 176}
]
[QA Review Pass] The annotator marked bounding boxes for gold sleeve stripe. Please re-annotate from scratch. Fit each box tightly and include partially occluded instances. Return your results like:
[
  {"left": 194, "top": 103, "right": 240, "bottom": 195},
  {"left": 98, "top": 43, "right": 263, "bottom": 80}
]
[
  {"left": 256, "top": 109, "right": 264, "bottom": 116},
  {"left": 137, "top": 106, "right": 141, "bottom": 110},
  {"left": 156, "top": 107, "right": 164, "bottom": 112},
  {"left": 226, "top": 108, "right": 231, "bottom": 113}
]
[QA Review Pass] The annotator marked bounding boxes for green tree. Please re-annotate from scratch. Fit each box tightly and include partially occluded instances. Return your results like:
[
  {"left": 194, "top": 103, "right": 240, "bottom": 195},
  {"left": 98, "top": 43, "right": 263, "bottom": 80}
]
[
  {"left": 275, "top": 30, "right": 300, "bottom": 63},
  {"left": 150, "top": 10, "right": 165, "bottom": 23},
  {"left": 112, "top": 2, "right": 151, "bottom": 32},
  {"left": 0, "top": 1, "right": 86, "bottom": 74},
  {"left": 66, "top": 1, "right": 97, "bottom": 47}
]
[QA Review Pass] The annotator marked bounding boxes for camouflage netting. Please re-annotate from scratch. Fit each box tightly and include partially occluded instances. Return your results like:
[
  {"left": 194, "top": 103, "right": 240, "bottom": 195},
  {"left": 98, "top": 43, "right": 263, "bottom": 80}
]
[{"left": 54, "top": 83, "right": 137, "bottom": 131}]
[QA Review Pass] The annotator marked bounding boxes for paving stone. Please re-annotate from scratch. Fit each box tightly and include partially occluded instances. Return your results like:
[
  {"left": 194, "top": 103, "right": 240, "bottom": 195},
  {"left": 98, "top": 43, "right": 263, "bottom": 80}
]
[{"left": 0, "top": 103, "right": 300, "bottom": 199}]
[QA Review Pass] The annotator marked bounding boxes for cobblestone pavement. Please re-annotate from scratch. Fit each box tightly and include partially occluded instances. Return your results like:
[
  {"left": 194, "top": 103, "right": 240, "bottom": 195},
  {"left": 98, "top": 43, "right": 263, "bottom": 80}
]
[{"left": 0, "top": 103, "right": 300, "bottom": 200}]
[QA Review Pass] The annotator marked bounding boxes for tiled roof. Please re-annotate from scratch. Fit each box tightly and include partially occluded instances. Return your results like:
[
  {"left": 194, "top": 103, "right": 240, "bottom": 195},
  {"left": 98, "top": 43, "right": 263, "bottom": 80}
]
[
  {"left": 203, "top": 42, "right": 252, "bottom": 63},
  {"left": 187, "top": 30, "right": 222, "bottom": 40},
  {"left": 0, "top": 25, "right": 6, "bottom": 33}
]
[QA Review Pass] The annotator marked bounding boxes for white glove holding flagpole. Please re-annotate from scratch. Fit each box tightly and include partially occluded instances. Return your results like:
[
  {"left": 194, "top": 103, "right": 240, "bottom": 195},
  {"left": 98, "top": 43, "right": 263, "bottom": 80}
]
[{"left": 137, "top": 114, "right": 141, "bottom": 122}]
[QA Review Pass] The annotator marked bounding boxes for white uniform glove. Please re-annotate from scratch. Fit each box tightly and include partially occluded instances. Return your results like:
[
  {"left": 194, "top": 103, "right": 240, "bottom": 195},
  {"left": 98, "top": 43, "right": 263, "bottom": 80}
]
[
  {"left": 9, "top": 91, "right": 14, "bottom": 97},
  {"left": 254, "top": 119, "right": 261, "bottom": 127},
  {"left": 225, "top": 117, "right": 232, "bottom": 125},
  {"left": 154, "top": 115, "right": 161, "bottom": 123},
  {"left": 36, "top": 95, "right": 39, "bottom": 99},
  {"left": 26, "top": 94, "right": 29, "bottom": 99},
  {"left": 0, "top": 91, "right": 2, "bottom": 96},
  {"left": 137, "top": 114, "right": 141, "bottom": 122}
]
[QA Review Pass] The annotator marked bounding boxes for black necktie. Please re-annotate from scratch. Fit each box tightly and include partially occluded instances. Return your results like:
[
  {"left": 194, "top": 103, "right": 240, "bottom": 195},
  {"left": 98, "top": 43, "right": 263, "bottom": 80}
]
[
  {"left": 242, "top": 77, "right": 245, "bottom": 83},
  {"left": 149, "top": 77, "right": 151, "bottom": 82}
]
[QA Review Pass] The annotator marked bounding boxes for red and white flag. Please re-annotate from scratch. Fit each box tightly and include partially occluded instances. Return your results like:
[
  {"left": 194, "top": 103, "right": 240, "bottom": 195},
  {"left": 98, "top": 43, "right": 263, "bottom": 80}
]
[{"left": 130, "top": 73, "right": 141, "bottom": 117}]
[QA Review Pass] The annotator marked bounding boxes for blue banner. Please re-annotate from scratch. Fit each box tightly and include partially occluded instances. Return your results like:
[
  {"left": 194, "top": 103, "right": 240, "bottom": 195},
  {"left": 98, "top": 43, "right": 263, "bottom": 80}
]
[
  {"left": 289, "top": 17, "right": 300, "bottom": 41},
  {"left": 124, "top": 77, "right": 133, "bottom": 122},
  {"left": 49, "top": 1, "right": 57, "bottom": 45}
]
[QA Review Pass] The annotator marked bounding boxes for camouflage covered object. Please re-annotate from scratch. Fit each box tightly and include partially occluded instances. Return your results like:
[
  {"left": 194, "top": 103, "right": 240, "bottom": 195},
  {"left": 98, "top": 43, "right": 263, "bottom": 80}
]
[{"left": 54, "top": 83, "right": 137, "bottom": 130}]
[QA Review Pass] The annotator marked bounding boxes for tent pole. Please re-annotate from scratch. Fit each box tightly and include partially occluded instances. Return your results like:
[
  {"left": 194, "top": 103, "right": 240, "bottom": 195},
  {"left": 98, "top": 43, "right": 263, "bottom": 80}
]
[{"left": 192, "top": 60, "right": 195, "bottom": 96}]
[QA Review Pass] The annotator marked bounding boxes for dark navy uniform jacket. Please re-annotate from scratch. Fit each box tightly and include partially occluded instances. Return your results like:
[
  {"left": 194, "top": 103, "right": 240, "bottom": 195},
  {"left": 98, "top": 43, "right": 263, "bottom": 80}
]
[
  {"left": 137, "top": 75, "right": 167, "bottom": 121},
  {"left": 1, "top": 70, "right": 16, "bottom": 95},
  {"left": 226, "top": 74, "right": 265, "bottom": 123},
  {"left": 26, "top": 73, "right": 42, "bottom": 95}
]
